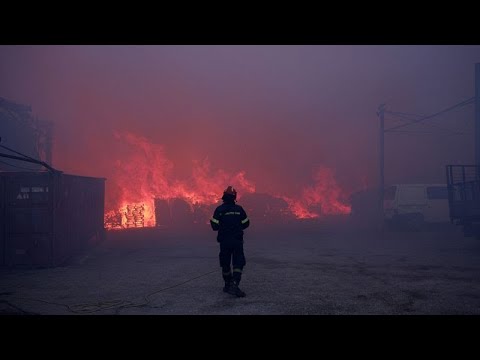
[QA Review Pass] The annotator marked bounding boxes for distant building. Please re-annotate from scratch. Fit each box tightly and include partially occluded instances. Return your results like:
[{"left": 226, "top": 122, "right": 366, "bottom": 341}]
[{"left": 0, "top": 97, "right": 53, "bottom": 171}]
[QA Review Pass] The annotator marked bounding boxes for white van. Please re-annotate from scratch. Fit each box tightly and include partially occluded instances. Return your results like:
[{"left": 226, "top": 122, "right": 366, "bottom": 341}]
[{"left": 383, "top": 184, "right": 450, "bottom": 229}]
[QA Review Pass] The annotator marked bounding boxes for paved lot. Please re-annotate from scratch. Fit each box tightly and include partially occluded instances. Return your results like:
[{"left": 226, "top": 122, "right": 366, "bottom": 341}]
[{"left": 1, "top": 221, "right": 480, "bottom": 315}]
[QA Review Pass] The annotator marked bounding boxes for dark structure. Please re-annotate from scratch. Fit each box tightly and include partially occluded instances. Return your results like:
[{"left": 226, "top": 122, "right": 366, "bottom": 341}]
[
  {"left": 240, "top": 193, "right": 291, "bottom": 224},
  {"left": 0, "top": 171, "right": 106, "bottom": 267},
  {"left": 349, "top": 188, "right": 380, "bottom": 229},
  {"left": 0, "top": 97, "right": 53, "bottom": 171},
  {"left": 154, "top": 198, "right": 211, "bottom": 228},
  {"left": 446, "top": 165, "right": 480, "bottom": 237},
  {"left": 445, "top": 64, "right": 480, "bottom": 237}
]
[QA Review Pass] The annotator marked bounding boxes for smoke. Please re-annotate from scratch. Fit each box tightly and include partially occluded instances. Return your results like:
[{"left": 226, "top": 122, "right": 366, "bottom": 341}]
[
  {"left": 103, "top": 131, "right": 349, "bottom": 226},
  {"left": 0, "top": 45, "right": 479, "bottom": 216}
]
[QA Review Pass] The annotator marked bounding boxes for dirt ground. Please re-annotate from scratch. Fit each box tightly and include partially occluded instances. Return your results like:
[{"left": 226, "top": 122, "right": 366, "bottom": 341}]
[{"left": 1, "top": 220, "right": 480, "bottom": 315}]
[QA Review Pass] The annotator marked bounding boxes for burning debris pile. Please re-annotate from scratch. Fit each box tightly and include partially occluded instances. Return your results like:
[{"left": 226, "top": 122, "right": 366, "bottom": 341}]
[
  {"left": 104, "top": 210, "right": 123, "bottom": 229},
  {"left": 240, "top": 193, "right": 292, "bottom": 224},
  {"left": 124, "top": 204, "right": 145, "bottom": 228},
  {"left": 103, "top": 131, "right": 351, "bottom": 230},
  {"left": 104, "top": 204, "right": 146, "bottom": 230},
  {"left": 281, "top": 168, "right": 352, "bottom": 219},
  {"left": 154, "top": 198, "right": 214, "bottom": 228}
]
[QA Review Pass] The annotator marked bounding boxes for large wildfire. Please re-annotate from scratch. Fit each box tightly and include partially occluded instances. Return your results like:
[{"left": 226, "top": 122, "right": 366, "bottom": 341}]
[{"left": 104, "top": 132, "right": 351, "bottom": 229}]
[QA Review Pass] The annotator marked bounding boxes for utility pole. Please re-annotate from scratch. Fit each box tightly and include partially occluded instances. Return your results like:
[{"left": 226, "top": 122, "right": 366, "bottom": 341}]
[
  {"left": 476, "top": 63, "right": 480, "bottom": 168},
  {"left": 378, "top": 103, "right": 386, "bottom": 231}
]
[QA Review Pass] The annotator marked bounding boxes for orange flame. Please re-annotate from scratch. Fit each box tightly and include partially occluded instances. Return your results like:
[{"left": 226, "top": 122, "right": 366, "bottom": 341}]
[
  {"left": 280, "top": 167, "right": 351, "bottom": 219},
  {"left": 104, "top": 132, "right": 256, "bottom": 228},
  {"left": 104, "top": 132, "right": 351, "bottom": 228}
]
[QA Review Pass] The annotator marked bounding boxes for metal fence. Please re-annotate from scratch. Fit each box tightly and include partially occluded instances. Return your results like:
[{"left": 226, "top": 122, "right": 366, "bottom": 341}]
[{"left": 446, "top": 165, "right": 480, "bottom": 222}]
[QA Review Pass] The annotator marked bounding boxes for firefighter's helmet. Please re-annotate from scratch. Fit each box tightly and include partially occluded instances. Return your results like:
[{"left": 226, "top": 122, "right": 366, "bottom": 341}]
[{"left": 222, "top": 186, "right": 237, "bottom": 201}]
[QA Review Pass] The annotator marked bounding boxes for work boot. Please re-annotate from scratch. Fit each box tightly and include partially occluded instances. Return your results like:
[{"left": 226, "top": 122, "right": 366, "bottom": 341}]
[
  {"left": 228, "top": 281, "right": 246, "bottom": 297},
  {"left": 223, "top": 280, "right": 232, "bottom": 293}
]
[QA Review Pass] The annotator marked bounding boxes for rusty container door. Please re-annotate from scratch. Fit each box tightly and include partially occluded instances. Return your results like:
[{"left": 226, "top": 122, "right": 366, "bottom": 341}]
[{"left": 3, "top": 172, "right": 53, "bottom": 267}]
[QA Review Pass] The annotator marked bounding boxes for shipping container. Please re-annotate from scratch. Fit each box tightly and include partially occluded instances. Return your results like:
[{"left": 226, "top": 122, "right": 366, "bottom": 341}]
[{"left": 0, "top": 171, "right": 106, "bottom": 267}]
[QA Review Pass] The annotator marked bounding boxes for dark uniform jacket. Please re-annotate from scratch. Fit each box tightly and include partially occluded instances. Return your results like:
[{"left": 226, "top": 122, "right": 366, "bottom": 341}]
[{"left": 210, "top": 201, "right": 250, "bottom": 243}]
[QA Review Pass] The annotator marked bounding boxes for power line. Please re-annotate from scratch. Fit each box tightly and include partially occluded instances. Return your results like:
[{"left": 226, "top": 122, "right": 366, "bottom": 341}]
[
  {"left": 0, "top": 159, "right": 39, "bottom": 171},
  {"left": 385, "top": 114, "right": 417, "bottom": 124},
  {"left": 387, "top": 130, "right": 467, "bottom": 136},
  {"left": 385, "top": 111, "right": 426, "bottom": 119},
  {"left": 0, "top": 145, "right": 58, "bottom": 173},
  {"left": 0, "top": 143, "right": 39, "bottom": 163},
  {"left": 386, "top": 114, "right": 470, "bottom": 134},
  {"left": 385, "top": 112, "right": 424, "bottom": 123},
  {"left": 384, "top": 97, "right": 475, "bottom": 132},
  {"left": 385, "top": 107, "right": 473, "bottom": 138},
  {"left": 385, "top": 112, "right": 472, "bottom": 135}
]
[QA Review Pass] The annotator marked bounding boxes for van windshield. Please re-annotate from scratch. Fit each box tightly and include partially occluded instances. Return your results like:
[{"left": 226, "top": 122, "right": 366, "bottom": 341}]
[{"left": 398, "top": 186, "right": 426, "bottom": 204}]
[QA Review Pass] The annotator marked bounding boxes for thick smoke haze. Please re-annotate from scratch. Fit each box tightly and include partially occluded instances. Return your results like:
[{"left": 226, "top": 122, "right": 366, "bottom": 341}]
[{"left": 1, "top": 45, "right": 479, "bottom": 202}]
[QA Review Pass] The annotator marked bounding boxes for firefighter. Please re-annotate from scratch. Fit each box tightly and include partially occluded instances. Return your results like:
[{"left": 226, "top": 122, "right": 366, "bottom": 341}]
[{"left": 210, "top": 186, "right": 250, "bottom": 297}]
